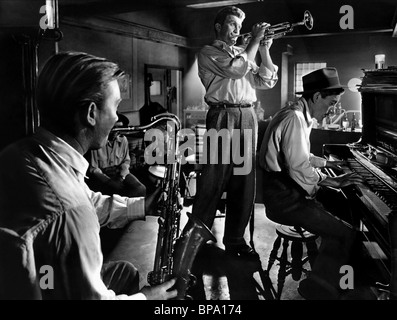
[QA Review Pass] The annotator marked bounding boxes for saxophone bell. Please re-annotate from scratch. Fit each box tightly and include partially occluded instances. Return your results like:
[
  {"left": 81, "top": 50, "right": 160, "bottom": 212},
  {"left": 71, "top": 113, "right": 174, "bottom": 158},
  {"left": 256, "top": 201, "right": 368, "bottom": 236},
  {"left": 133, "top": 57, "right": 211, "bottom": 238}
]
[{"left": 171, "top": 213, "right": 216, "bottom": 300}]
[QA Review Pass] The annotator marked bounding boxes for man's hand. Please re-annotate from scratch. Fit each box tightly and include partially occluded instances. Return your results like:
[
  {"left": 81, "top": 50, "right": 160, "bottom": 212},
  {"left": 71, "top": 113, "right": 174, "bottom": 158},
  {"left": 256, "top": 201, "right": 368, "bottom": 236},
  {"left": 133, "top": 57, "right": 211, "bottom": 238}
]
[
  {"left": 320, "top": 172, "right": 366, "bottom": 189},
  {"left": 246, "top": 22, "right": 273, "bottom": 62},
  {"left": 251, "top": 22, "right": 270, "bottom": 42},
  {"left": 250, "top": 22, "right": 274, "bottom": 49},
  {"left": 140, "top": 278, "right": 178, "bottom": 300},
  {"left": 103, "top": 166, "right": 121, "bottom": 178},
  {"left": 325, "top": 160, "right": 347, "bottom": 171}
]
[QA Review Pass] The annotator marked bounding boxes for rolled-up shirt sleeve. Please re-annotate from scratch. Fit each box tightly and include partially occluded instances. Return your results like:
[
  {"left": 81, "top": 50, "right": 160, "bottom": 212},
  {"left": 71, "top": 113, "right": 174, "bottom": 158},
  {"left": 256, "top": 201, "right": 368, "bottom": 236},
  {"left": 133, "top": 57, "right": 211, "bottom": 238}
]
[
  {"left": 309, "top": 154, "right": 327, "bottom": 168},
  {"left": 86, "top": 185, "right": 145, "bottom": 228},
  {"left": 117, "top": 292, "right": 147, "bottom": 300},
  {"left": 250, "top": 64, "right": 278, "bottom": 89}
]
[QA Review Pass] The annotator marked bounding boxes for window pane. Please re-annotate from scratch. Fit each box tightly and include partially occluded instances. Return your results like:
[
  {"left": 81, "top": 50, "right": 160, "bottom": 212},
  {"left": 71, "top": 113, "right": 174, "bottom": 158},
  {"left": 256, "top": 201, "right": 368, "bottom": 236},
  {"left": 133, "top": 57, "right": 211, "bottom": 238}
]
[{"left": 294, "top": 62, "right": 326, "bottom": 95}]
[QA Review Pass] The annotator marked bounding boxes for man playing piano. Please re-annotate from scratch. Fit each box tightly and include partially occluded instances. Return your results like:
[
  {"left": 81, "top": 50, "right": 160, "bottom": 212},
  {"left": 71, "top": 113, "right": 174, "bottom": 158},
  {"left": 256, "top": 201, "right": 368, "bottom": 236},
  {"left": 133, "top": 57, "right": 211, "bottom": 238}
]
[{"left": 259, "top": 67, "right": 367, "bottom": 299}]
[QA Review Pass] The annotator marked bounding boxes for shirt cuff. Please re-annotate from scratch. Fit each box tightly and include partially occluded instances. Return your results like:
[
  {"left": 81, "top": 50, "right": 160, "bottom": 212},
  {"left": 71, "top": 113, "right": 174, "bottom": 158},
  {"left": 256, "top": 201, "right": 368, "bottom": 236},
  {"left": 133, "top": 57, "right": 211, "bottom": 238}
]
[
  {"left": 116, "top": 292, "right": 147, "bottom": 300},
  {"left": 104, "top": 195, "right": 145, "bottom": 229},
  {"left": 130, "top": 292, "right": 147, "bottom": 300},
  {"left": 310, "top": 154, "right": 327, "bottom": 168},
  {"left": 316, "top": 169, "right": 328, "bottom": 183},
  {"left": 126, "top": 196, "right": 145, "bottom": 221},
  {"left": 258, "top": 63, "right": 278, "bottom": 79}
]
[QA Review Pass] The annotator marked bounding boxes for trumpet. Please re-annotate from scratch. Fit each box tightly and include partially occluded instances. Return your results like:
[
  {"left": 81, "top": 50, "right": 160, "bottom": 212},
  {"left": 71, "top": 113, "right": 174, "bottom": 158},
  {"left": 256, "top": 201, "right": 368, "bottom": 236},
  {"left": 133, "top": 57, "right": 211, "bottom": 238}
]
[{"left": 237, "top": 10, "right": 313, "bottom": 44}]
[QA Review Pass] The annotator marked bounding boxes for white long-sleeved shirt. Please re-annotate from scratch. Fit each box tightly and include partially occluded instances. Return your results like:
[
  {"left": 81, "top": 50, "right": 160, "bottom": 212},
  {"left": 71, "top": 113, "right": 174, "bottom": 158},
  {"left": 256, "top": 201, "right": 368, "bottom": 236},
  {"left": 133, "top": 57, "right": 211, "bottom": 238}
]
[
  {"left": 259, "top": 98, "right": 327, "bottom": 197},
  {"left": 0, "top": 128, "right": 145, "bottom": 299},
  {"left": 198, "top": 40, "right": 278, "bottom": 105}
]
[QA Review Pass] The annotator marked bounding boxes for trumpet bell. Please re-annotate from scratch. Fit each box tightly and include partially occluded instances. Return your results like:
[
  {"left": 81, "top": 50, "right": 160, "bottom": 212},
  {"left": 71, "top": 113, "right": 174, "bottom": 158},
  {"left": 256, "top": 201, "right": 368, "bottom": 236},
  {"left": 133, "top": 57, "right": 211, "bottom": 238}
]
[
  {"left": 303, "top": 10, "right": 314, "bottom": 30},
  {"left": 237, "top": 10, "right": 314, "bottom": 44}
]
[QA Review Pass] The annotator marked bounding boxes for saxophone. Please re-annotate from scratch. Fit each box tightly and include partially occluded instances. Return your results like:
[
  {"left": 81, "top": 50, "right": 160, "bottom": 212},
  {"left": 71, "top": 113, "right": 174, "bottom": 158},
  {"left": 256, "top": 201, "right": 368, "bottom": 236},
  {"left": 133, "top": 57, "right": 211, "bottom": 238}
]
[
  {"left": 118, "top": 113, "right": 184, "bottom": 286},
  {"left": 113, "top": 113, "right": 216, "bottom": 298},
  {"left": 143, "top": 114, "right": 216, "bottom": 299},
  {"left": 112, "top": 112, "right": 183, "bottom": 286},
  {"left": 147, "top": 118, "right": 183, "bottom": 286}
]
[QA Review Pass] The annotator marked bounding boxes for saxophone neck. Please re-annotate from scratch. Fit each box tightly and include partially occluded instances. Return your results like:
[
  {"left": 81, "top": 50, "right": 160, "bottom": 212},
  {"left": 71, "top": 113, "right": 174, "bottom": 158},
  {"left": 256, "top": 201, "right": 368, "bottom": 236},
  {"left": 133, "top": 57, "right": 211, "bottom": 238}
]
[{"left": 111, "top": 113, "right": 181, "bottom": 134}]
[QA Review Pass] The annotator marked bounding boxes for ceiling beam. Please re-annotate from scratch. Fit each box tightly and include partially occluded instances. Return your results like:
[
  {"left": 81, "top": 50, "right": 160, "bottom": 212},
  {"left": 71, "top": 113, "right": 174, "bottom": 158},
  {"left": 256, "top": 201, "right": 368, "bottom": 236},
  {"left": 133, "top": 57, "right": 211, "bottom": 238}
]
[{"left": 61, "top": 15, "right": 189, "bottom": 48}]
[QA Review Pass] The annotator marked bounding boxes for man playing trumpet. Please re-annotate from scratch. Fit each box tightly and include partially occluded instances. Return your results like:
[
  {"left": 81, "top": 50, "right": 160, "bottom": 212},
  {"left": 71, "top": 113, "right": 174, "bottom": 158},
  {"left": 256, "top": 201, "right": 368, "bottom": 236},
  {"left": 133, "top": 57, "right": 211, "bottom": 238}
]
[{"left": 171, "top": 5, "right": 278, "bottom": 299}]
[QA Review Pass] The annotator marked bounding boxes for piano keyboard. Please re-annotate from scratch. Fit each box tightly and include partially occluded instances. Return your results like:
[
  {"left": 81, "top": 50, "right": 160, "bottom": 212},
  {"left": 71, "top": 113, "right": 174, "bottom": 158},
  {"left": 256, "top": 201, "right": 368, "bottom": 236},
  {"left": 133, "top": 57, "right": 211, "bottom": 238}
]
[
  {"left": 327, "top": 154, "right": 396, "bottom": 224},
  {"left": 347, "top": 158, "right": 396, "bottom": 220}
]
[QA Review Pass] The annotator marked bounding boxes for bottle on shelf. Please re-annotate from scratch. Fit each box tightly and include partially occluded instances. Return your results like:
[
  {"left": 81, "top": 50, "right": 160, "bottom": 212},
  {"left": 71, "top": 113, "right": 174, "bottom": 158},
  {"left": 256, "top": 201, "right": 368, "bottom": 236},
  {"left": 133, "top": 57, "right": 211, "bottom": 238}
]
[
  {"left": 323, "top": 113, "right": 331, "bottom": 129},
  {"left": 334, "top": 103, "right": 345, "bottom": 128},
  {"left": 336, "top": 103, "right": 342, "bottom": 116},
  {"left": 351, "top": 112, "right": 357, "bottom": 131},
  {"left": 339, "top": 110, "right": 344, "bottom": 127},
  {"left": 342, "top": 113, "right": 349, "bottom": 131},
  {"left": 322, "top": 106, "right": 335, "bottom": 129}
]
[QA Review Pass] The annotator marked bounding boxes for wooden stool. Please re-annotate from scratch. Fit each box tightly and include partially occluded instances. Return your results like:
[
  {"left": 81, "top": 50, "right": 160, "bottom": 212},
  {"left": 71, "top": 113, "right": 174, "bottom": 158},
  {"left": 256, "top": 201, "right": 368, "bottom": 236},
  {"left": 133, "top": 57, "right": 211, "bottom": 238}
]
[{"left": 266, "top": 224, "right": 319, "bottom": 300}]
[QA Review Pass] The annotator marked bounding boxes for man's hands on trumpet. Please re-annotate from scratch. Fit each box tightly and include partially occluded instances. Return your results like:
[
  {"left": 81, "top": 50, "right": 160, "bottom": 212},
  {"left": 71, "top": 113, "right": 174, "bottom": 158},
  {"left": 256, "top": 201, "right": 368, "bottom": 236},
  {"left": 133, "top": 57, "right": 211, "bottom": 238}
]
[{"left": 250, "top": 22, "right": 273, "bottom": 49}]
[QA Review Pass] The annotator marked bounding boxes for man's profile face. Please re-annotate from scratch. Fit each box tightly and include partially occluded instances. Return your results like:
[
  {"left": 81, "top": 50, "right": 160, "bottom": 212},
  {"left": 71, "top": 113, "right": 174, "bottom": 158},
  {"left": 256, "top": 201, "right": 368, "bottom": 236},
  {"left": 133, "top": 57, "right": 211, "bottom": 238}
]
[
  {"left": 93, "top": 79, "right": 122, "bottom": 149},
  {"left": 217, "top": 14, "right": 243, "bottom": 46},
  {"left": 312, "top": 93, "right": 341, "bottom": 122}
]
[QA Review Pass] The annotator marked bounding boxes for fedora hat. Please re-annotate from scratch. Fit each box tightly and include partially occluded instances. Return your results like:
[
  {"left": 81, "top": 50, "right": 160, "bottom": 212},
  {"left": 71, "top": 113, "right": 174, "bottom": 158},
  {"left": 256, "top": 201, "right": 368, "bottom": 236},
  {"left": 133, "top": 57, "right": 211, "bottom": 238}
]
[{"left": 296, "top": 67, "right": 345, "bottom": 94}]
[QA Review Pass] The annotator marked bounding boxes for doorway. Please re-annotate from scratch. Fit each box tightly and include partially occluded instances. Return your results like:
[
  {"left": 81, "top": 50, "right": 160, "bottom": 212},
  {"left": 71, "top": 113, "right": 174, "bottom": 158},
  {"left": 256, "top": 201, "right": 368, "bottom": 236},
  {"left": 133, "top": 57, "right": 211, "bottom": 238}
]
[{"left": 144, "top": 64, "right": 183, "bottom": 122}]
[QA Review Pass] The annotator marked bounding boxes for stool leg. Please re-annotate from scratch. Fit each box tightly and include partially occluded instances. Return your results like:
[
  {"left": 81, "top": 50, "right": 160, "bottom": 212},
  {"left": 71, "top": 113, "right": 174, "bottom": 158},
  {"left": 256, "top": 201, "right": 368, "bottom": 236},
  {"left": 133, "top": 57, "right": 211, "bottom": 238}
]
[
  {"left": 267, "top": 235, "right": 282, "bottom": 272},
  {"left": 276, "top": 239, "right": 290, "bottom": 300},
  {"left": 291, "top": 241, "right": 303, "bottom": 281},
  {"left": 306, "top": 239, "right": 319, "bottom": 269}
]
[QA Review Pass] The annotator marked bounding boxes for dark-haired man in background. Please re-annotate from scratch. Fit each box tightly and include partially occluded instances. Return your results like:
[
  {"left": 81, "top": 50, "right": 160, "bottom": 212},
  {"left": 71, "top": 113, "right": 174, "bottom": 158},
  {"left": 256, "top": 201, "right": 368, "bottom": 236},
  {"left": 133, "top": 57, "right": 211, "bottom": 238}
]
[{"left": 87, "top": 112, "right": 147, "bottom": 198}]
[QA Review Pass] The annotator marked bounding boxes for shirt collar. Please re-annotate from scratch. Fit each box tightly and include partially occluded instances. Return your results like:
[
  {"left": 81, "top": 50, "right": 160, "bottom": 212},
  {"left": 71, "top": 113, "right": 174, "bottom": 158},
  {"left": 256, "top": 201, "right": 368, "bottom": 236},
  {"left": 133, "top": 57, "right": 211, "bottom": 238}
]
[
  {"left": 34, "top": 127, "right": 89, "bottom": 178},
  {"left": 298, "top": 98, "right": 314, "bottom": 128},
  {"left": 106, "top": 135, "right": 123, "bottom": 148}
]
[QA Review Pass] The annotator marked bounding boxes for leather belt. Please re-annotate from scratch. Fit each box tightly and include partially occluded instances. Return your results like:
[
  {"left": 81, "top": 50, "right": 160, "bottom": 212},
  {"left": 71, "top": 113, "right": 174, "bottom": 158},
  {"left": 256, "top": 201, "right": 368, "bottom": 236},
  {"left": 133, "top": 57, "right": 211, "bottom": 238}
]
[{"left": 208, "top": 102, "right": 252, "bottom": 109}]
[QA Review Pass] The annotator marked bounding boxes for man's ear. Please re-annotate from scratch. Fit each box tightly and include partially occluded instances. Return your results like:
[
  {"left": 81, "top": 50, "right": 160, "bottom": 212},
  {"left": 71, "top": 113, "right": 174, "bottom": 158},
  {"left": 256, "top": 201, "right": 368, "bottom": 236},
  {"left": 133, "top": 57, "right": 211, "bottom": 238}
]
[
  {"left": 313, "top": 92, "right": 321, "bottom": 103},
  {"left": 86, "top": 102, "right": 97, "bottom": 126},
  {"left": 215, "top": 23, "right": 222, "bottom": 34}
]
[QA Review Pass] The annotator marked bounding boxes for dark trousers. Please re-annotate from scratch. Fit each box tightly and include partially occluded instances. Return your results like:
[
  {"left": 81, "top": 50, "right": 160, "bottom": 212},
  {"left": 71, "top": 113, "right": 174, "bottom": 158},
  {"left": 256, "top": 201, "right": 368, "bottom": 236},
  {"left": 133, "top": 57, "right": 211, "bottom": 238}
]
[
  {"left": 261, "top": 171, "right": 356, "bottom": 289},
  {"left": 87, "top": 173, "right": 146, "bottom": 198},
  {"left": 191, "top": 106, "right": 257, "bottom": 246}
]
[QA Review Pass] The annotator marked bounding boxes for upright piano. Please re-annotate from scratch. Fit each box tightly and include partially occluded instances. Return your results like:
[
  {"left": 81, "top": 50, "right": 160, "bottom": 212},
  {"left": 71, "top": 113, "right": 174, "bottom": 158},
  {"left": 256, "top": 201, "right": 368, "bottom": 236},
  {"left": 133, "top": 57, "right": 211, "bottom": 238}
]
[{"left": 322, "top": 68, "right": 397, "bottom": 298}]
